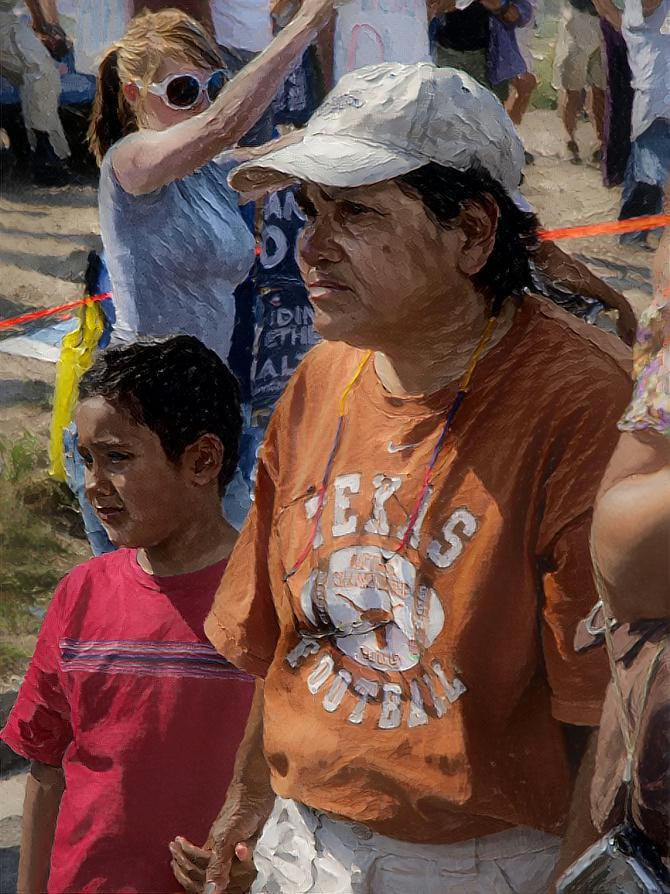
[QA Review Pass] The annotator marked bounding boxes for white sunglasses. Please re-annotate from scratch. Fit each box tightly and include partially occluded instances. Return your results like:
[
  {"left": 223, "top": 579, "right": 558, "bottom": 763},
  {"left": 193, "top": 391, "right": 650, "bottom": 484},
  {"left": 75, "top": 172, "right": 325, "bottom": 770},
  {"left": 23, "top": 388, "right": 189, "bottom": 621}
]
[{"left": 139, "top": 69, "right": 227, "bottom": 110}]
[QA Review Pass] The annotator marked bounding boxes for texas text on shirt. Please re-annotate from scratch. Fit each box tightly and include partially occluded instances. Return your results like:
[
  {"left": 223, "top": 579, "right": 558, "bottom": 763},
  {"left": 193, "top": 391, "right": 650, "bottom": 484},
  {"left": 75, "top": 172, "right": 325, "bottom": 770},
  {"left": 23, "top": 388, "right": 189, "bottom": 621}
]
[{"left": 206, "top": 294, "right": 632, "bottom": 843}]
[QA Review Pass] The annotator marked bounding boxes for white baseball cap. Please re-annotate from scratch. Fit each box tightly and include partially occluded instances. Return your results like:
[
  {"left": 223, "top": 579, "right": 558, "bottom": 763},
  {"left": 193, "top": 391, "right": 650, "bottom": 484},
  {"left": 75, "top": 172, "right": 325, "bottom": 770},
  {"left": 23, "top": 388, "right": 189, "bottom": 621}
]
[{"left": 229, "top": 62, "right": 526, "bottom": 202}]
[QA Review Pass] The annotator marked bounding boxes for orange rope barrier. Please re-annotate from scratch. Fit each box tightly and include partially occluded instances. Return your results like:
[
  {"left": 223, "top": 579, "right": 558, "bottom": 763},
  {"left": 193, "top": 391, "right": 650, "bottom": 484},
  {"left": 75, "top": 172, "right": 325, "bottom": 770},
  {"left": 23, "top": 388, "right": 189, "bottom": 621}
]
[
  {"left": 0, "top": 293, "right": 111, "bottom": 331},
  {"left": 0, "top": 212, "right": 668, "bottom": 331},
  {"left": 539, "top": 213, "right": 670, "bottom": 241}
]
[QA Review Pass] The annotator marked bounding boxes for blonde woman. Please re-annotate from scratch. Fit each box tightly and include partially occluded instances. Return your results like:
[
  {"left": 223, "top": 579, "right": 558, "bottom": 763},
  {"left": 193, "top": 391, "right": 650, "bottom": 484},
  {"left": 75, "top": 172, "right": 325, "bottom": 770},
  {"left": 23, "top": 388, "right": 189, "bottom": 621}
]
[
  {"left": 89, "top": 4, "right": 332, "bottom": 362},
  {"left": 63, "top": 5, "right": 334, "bottom": 554}
]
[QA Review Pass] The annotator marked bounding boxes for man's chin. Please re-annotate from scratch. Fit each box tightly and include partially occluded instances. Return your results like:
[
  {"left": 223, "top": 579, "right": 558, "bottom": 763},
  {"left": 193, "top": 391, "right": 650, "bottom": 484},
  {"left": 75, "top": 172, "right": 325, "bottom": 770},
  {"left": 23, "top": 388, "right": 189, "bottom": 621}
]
[{"left": 314, "top": 310, "right": 368, "bottom": 347}]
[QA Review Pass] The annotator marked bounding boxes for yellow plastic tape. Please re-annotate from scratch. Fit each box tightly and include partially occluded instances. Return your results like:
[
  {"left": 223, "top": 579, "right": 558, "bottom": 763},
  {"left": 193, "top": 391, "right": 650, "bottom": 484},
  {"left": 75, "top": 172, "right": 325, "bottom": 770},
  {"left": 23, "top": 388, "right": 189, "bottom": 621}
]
[{"left": 49, "top": 299, "right": 105, "bottom": 481}]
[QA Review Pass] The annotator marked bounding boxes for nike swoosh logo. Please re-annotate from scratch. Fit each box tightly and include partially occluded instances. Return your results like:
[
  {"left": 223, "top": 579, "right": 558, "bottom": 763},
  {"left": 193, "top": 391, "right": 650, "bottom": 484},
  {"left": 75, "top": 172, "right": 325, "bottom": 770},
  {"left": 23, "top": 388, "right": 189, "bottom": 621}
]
[{"left": 387, "top": 441, "right": 420, "bottom": 453}]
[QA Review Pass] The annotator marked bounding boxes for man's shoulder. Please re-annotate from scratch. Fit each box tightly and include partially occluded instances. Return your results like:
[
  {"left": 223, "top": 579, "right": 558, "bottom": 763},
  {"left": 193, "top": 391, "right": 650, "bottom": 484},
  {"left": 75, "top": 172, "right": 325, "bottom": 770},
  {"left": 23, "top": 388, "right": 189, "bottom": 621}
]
[
  {"left": 279, "top": 340, "right": 365, "bottom": 407},
  {"left": 526, "top": 295, "right": 631, "bottom": 392}
]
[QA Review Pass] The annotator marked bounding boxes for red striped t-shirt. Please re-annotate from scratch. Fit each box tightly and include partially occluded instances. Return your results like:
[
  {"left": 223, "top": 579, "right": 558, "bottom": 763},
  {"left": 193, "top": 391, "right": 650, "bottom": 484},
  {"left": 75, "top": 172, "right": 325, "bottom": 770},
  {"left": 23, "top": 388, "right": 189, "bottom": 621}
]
[{"left": 2, "top": 549, "right": 254, "bottom": 893}]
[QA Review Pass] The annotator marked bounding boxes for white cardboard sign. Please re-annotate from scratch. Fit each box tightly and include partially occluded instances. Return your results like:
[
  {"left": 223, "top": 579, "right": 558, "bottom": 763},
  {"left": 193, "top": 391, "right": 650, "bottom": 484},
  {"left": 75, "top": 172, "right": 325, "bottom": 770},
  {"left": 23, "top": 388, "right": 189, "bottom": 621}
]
[{"left": 333, "top": 0, "right": 431, "bottom": 82}]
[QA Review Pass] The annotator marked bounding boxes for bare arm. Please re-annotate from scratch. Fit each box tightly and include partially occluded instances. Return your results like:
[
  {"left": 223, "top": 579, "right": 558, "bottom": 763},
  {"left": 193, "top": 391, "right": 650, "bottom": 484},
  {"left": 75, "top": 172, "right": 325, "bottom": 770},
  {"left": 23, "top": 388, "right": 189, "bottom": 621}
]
[
  {"left": 592, "top": 0, "right": 622, "bottom": 28},
  {"left": 591, "top": 431, "right": 670, "bottom": 622},
  {"left": 549, "top": 729, "right": 599, "bottom": 891},
  {"left": 24, "top": 0, "right": 50, "bottom": 30},
  {"left": 479, "top": 0, "right": 523, "bottom": 26},
  {"left": 641, "top": 0, "right": 663, "bottom": 15},
  {"left": 535, "top": 240, "right": 637, "bottom": 345},
  {"left": 114, "top": 0, "right": 334, "bottom": 195},
  {"left": 17, "top": 761, "right": 64, "bottom": 894}
]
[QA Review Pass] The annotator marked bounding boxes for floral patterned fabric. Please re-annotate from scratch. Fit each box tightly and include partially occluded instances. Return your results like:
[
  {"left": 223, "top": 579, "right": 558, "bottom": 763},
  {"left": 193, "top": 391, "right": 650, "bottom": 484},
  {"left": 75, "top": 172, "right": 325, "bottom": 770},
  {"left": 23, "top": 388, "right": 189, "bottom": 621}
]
[{"left": 618, "top": 290, "right": 669, "bottom": 437}]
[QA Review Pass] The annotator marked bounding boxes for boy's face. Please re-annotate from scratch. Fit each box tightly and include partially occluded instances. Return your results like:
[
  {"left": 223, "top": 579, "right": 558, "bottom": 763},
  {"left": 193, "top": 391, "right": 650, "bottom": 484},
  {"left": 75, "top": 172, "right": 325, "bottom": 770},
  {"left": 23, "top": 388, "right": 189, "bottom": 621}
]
[{"left": 75, "top": 396, "right": 195, "bottom": 549}]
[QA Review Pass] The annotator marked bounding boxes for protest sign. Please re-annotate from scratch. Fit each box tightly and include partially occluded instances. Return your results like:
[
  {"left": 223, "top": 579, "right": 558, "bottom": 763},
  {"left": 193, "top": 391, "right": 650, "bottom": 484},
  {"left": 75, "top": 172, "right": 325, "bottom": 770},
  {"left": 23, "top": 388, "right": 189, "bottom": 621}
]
[
  {"left": 333, "top": 0, "right": 431, "bottom": 81},
  {"left": 251, "top": 188, "right": 320, "bottom": 424}
]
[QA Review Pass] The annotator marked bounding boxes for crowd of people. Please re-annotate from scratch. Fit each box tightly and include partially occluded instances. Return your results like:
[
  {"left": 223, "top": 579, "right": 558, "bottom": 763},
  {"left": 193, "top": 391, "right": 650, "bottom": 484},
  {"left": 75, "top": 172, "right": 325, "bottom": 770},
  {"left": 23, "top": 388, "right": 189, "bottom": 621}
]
[{"left": 1, "top": 0, "right": 669, "bottom": 892}]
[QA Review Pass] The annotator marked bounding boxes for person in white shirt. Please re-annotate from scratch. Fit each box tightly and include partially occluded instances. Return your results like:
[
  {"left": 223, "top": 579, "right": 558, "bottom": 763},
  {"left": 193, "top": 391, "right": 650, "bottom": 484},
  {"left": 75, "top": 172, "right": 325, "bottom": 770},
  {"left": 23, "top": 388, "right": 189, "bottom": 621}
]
[{"left": 0, "top": 0, "right": 71, "bottom": 182}]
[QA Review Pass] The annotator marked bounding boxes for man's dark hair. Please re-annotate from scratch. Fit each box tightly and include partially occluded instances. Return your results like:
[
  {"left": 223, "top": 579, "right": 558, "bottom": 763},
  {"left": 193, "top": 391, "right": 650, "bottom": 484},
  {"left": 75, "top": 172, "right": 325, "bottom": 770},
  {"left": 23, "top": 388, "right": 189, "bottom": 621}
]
[
  {"left": 78, "top": 336, "right": 242, "bottom": 493},
  {"left": 397, "top": 163, "right": 539, "bottom": 314}
]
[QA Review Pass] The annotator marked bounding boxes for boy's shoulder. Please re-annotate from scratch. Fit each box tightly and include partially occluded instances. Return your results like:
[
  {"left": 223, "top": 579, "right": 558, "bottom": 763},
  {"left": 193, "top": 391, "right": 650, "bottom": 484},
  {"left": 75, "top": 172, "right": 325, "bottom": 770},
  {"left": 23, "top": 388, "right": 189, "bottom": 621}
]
[{"left": 56, "top": 549, "right": 132, "bottom": 608}]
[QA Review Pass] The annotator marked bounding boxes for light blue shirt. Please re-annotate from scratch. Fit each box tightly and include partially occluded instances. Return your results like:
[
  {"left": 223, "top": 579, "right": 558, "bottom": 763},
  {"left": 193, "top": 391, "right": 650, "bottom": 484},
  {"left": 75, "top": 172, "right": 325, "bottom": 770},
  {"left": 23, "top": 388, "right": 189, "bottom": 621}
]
[
  {"left": 622, "top": 0, "right": 670, "bottom": 140},
  {"left": 98, "top": 143, "right": 256, "bottom": 361}
]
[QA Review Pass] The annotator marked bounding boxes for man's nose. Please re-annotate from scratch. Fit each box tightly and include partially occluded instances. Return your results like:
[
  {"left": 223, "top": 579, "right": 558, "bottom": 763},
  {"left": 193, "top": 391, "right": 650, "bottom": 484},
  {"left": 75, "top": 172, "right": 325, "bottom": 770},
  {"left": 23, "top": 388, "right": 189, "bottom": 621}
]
[{"left": 298, "top": 215, "right": 343, "bottom": 267}]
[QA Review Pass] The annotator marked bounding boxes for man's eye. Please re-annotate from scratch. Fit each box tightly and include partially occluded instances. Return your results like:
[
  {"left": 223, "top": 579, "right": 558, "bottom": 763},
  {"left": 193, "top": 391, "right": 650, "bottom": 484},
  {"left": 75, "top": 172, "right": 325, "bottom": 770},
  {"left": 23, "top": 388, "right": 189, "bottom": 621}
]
[
  {"left": 342, "top": 202, "right": 372, "bottom": 217},
  {"left": 78, "top": 450, "right": 93, "bottom": 467},
  {"left": 108, "top": 452, "right": 130, "bottom": 463}
]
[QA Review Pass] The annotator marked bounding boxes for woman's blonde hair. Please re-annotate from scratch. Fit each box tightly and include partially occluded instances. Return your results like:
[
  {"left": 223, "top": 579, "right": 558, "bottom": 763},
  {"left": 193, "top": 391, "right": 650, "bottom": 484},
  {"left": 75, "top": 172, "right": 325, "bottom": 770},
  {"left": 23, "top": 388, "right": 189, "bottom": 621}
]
[{"left": 87, "top": 8, "right": 224, "bottom": 164}]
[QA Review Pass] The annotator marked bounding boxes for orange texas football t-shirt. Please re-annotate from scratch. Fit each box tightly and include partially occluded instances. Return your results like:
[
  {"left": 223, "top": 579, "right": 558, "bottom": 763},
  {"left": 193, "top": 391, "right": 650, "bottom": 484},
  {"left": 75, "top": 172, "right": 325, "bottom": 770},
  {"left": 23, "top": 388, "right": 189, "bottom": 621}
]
[{"left": 206, "top": 296, "right": 632, "bottom": 843}]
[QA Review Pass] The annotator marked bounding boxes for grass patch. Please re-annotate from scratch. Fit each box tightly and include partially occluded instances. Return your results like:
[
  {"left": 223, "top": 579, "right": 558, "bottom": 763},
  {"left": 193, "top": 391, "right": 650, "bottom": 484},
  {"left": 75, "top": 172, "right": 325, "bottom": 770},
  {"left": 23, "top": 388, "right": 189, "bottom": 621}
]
[
  {"left": 0, "top": 433, "right": 87, "bottom": 641},
  {"left": 0, "top": 641, "right": 32, "bottom": 678}
]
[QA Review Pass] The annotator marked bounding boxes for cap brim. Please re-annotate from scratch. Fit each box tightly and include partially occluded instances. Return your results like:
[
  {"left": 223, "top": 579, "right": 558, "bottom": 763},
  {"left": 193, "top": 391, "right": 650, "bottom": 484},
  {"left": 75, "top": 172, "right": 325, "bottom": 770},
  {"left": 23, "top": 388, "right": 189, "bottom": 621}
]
[{"left": 229, "top": 133, "right": 423, "bottom": 199}]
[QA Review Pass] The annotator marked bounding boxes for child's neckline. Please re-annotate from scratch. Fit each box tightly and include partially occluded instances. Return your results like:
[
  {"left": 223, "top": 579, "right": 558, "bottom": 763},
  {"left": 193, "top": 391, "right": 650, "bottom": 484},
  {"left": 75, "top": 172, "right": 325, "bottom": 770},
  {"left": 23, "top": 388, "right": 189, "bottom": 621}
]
[{"left": 126, "top": 548, "right": 229, "bottom": 592}]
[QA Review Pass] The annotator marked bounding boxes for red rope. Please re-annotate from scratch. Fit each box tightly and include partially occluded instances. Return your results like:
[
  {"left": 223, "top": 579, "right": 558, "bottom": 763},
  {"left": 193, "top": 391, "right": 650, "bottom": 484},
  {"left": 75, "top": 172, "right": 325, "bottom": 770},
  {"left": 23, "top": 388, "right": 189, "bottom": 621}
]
[{"left": 0, "top": 292, "right": 111, "bottom": 331}]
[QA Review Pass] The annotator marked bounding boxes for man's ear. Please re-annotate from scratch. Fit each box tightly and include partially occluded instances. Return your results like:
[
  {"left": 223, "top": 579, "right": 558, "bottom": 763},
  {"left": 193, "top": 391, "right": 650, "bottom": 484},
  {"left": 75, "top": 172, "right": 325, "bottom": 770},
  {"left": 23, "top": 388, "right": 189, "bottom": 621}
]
[
  {"left": 184, "top": 434, "right": 224, "bottom": 488},
  {"left": 454, "top": 193, "right": 499, "bottom": 278},
  {"left": 122, "top": 82, "right": 141, "bottom": 106}
]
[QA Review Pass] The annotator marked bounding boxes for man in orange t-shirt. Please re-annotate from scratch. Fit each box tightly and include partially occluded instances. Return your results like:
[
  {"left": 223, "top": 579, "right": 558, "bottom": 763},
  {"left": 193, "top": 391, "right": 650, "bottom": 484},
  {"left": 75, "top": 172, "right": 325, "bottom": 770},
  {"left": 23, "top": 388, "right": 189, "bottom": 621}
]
[{"left": 170, "top": 63, "right": 632, "bottom": 894}]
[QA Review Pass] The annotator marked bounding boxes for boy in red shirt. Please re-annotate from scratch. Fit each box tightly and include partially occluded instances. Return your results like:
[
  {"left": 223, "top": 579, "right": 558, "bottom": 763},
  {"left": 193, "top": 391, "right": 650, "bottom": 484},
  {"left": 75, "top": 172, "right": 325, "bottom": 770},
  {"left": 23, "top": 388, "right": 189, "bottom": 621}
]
[{"left": 1, "top": 336, "right": 254, "bottom": 894}]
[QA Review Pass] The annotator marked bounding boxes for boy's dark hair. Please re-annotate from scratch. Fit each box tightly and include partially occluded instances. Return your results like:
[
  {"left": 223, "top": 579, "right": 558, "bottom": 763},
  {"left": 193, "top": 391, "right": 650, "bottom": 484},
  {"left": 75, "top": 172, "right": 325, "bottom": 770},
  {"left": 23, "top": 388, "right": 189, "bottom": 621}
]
[
  {"left": 397, "top": 163, "right": 540, "bottom": 314},
  {"left": 79, "top": 336, "right": 242, "bottom": 493}
]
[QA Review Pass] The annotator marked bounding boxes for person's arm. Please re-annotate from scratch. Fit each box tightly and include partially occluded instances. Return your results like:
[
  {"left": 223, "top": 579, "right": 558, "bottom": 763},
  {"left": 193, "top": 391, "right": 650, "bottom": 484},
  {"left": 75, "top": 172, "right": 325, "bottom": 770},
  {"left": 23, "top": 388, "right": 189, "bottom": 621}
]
[
  {"left": 17, "top": 761, "right": 64, "bottom": 894},
  {"left": 548, "top": 729, "right": 599, "bottom": 891},
  {"left": 592, "top": 0, "right": 622, "bottom": 28},
  {"left": 24, "top": 0, "right": 51, "bottom": 30},
  {"left": 534, "top": 240, "right": 637, "bottom": 345},
  {"left": 480, "top": 0, "right": 524, "bottom": 26},
  {"left": 170, "top": 681, "right": 273, "bottom": 894},
  {"left": 223, "top": 127, "right": 305, "bottom": 166},
  {"left": 591, "top": 431, "right": 670, "bottom": 622},
  {"left": 113, "top": 0, "right": 335, "bottom": 195},
  {"left": 641, "top": 0, "right": 663, "bottom": 15}
]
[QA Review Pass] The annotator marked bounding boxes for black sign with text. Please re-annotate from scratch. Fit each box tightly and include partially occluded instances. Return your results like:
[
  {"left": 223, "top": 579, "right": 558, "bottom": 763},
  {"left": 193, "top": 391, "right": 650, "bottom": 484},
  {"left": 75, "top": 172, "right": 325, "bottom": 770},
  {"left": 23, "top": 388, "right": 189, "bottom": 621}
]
[{"left": 250, "top": 188, "right": 321, "bottom": 422}]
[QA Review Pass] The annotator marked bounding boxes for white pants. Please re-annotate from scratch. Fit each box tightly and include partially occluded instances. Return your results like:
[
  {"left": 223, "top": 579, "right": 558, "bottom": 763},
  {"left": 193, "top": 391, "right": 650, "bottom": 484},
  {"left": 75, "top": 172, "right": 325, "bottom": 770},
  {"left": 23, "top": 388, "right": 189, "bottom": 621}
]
[
  {"left": 251, "top": 797, "right": 561, "bottom": 893},
  {"left": 0, "top": 11, "right": 70, "bottom": 158}
]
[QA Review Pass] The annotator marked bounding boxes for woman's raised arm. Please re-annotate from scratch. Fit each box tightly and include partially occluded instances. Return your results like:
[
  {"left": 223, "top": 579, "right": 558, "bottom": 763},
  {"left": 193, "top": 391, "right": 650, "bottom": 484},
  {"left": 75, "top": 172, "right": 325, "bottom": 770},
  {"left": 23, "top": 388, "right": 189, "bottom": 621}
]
[{"left": 113, "top": 0, "right": 336, "bottom": 195}]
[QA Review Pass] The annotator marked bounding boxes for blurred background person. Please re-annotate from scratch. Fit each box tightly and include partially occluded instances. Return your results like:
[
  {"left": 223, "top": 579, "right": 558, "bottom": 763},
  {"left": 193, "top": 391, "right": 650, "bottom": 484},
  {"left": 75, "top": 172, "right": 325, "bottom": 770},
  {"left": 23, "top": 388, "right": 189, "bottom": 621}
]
[
  {"left": 0, "top": 0, "right": 71, "bottom": 183},
  {"left": 506, "top": 2, "right": 538, "bottom": 134},
  {"left": 593, "top": 0, "right": 632, "bottom": 188},
  {"left": 58, "top": 0, "right": 132, "bottom": 78},
  {"left": 617, "top": 0, "right": 670, "bottom": 249},
  {"left": 572, "top": 191, "right": 670, "bottom": 891},
  {"left": 552, "top": 0, "right": 605, "bottom": 164},
  {"left": 591, "top": 191, "right": 669, "bottom": 622},
  {"left": 428, "top": 0, "right": 532, "bottom": 102}
]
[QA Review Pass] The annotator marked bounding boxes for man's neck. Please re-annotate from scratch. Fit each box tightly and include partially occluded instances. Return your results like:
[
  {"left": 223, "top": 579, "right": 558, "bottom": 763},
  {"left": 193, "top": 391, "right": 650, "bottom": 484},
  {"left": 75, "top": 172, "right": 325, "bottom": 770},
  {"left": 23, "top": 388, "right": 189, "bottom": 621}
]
[
  {"left": 374, "top": 300, "right": 517, "bottom": 397},
  {"left": 137, "top": 510, "right": 237, "bottom": 577}
]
